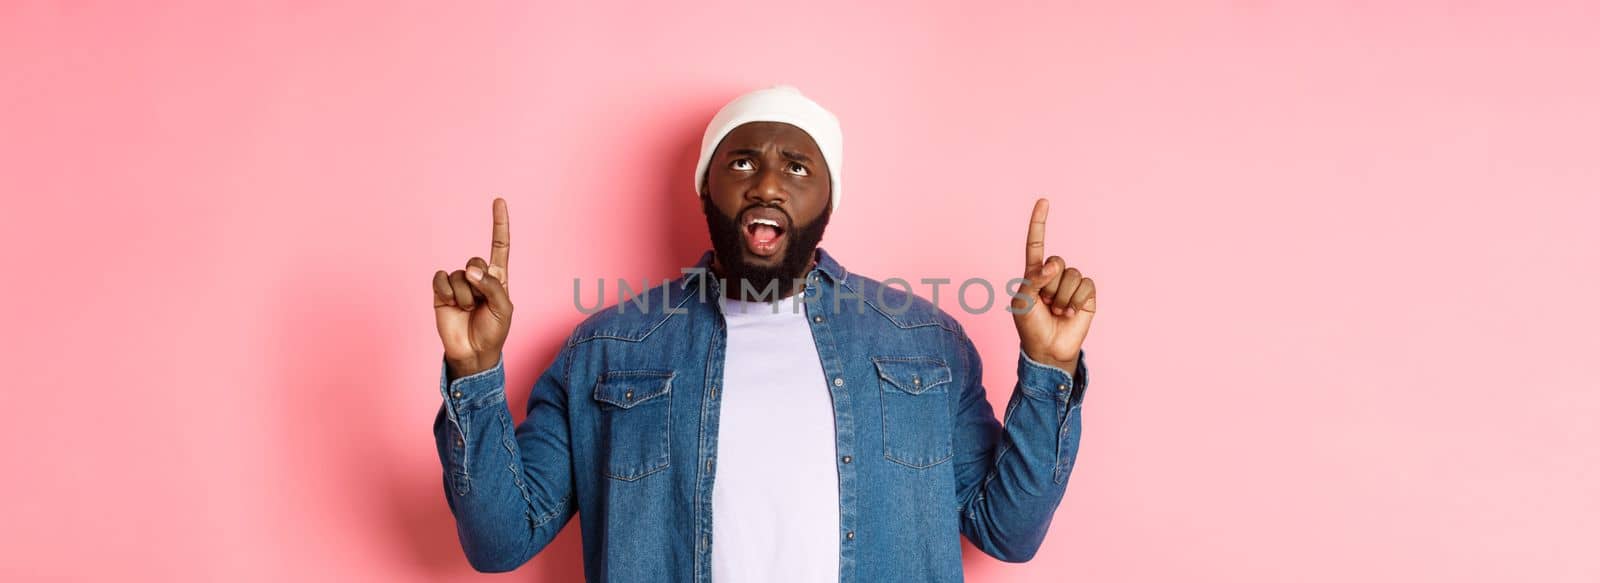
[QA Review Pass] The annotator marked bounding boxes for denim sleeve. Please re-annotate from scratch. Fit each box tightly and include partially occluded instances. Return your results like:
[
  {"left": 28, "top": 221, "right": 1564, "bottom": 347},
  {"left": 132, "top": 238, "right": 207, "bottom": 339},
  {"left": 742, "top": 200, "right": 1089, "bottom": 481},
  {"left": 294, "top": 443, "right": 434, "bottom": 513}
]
[
  {"left": 952, "top": 334, "right": 1088, "bottom": 563},
  {"left": 432, "top": 349, "right": 578, "bottom": 572}
]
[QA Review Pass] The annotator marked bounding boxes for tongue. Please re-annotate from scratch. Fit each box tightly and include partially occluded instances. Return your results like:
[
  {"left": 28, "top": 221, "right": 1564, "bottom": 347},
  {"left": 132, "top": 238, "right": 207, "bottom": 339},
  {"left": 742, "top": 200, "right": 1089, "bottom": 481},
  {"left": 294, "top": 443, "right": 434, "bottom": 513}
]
[{"left": 751, "top": 224, "right": 779, "bottom": 244}]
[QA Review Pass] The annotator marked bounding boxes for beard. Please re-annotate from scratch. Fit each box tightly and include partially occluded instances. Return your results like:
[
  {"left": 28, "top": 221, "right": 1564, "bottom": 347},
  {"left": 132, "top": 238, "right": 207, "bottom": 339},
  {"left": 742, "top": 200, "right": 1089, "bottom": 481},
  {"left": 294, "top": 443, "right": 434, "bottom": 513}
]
[{"left": 701, "top": 195, "right": 832, "bottom": 300}]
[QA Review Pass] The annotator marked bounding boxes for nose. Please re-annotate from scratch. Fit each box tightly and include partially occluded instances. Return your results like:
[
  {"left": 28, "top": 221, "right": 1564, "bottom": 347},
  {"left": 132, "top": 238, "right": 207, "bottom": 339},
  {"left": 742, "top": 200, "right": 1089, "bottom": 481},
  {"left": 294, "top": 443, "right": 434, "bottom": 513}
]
[{"left": 743, "top": 164, "right": 788, "bottom": 206}]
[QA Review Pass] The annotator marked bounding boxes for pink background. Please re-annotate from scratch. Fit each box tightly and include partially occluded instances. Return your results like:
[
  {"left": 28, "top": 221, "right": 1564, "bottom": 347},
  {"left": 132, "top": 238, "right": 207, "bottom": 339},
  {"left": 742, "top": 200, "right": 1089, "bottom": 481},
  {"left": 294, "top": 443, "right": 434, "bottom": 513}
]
[{"left": 3, "top": 1, "right": 1597, "bottom": 581}]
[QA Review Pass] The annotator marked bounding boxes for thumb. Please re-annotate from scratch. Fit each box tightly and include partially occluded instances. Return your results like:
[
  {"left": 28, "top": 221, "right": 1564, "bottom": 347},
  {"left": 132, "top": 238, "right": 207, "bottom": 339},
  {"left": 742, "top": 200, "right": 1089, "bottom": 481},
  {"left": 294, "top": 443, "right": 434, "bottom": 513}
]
[
  {"left": 1010, "top": 260, "right": 1061, "bottom": 314},
  {"left": 464, "top": 266, "right": 514, "bottom": 320},
  {"left": 1018, "top": 259, "right": 1061, "bottom": 298}
]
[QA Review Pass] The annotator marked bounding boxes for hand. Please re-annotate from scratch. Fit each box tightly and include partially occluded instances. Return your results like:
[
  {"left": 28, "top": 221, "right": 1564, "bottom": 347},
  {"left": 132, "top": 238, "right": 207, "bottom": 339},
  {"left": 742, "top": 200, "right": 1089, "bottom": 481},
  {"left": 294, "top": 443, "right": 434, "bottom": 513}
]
[
  {"left": 433, "top": 197, "right": 514, "bottom": 380},
  {"left": 1011, "top": 198, "right": 1097, "bottom": 372}
]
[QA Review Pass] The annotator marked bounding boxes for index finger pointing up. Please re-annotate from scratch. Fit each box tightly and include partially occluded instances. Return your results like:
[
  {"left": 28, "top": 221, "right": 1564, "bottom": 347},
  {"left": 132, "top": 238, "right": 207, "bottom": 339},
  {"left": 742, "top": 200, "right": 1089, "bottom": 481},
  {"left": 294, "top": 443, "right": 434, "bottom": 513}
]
[
  {"left": 1025, "top": 198, "right": 1049, "bottom": 269},
  {"left": 489, "top": 197, "right": 510, "bottom": 280}
]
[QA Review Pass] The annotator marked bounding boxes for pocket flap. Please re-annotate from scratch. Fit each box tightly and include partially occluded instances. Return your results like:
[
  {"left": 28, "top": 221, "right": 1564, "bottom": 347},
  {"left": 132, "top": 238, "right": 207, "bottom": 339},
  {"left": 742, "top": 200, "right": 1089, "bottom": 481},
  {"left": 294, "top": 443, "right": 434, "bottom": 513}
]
[
  {"left": 871, "top": 357, "right": 952, "bottom": 394},
  {"left": 593, "top": 370, "right": 674, "bottom": 409}
]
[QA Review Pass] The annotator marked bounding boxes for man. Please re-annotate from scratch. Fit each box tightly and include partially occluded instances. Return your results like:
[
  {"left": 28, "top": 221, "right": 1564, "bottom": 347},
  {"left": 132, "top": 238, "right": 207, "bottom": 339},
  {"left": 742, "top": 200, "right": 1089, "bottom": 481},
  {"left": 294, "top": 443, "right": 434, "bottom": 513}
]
[{"left": 430, "top": 85, "right": 1097, "bottom": 582}]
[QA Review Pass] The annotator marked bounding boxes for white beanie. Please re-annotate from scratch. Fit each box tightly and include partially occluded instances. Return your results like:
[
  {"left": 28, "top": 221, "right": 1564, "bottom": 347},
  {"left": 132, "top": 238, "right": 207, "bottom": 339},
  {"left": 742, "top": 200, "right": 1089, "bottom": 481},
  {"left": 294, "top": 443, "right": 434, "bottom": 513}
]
[{"left": 694, "top": 85, "right": 843, "bottom": 211}]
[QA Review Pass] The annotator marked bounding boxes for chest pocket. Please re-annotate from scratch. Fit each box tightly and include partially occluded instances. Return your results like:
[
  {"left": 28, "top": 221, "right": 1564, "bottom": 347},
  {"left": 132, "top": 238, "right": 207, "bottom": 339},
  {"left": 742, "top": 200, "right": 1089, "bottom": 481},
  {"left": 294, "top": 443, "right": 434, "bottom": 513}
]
[
  {"left": 873, "top": 356, "right": 954, "bottom": 469},
  {"left": 592, "top": 370, "right": 674, "bottom": 481}
]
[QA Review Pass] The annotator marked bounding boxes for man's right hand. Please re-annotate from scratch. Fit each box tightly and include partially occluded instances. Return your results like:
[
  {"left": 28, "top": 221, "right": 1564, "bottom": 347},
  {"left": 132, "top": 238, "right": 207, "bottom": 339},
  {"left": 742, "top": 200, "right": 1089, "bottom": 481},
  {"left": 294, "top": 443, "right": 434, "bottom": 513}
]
[{"left": 433, "top": 197, "right": 514, "bottom": 381}]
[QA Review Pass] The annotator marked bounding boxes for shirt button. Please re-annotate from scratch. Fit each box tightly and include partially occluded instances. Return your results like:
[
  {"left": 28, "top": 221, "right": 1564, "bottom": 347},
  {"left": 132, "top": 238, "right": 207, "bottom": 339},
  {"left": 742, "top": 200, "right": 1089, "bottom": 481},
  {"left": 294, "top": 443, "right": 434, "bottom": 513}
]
[
  {"left": 842, "top": 455, "right": 852, "bottom": 464},
  {"left": 912, "top": 376, "right": 921, "bottom": 386},
  {"left": 833, "top": 377, "right": 844, "bottom": 387},
  {"left": 451, "top": 390, "right": 463, "bottom": 399},
  {"left": 1057, "top": 383, "right": 1068, "bottom": 392},
  {"left": 706, "top": 458, "right": 714, "bottom": 471},
  {"left": 455, "top": 437, "right": 464, "bottom": 447},
  {"left": 709, "top": 386, "right": 718, "bottom": 400},
  {"left": 625, "top": 389, "right": 634, "bottom": 401},
  {"left": 813, "top": 316, "right": 823, "bottom": 323},
  {"left": 846, "top": 531, "right": 855, "bottom": 541}
]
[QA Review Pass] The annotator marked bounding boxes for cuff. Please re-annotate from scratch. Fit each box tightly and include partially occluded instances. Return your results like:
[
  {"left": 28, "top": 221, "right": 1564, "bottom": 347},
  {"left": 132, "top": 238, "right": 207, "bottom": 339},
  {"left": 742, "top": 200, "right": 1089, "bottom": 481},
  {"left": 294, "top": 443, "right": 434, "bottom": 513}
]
[
  {"left": 439, "top": 354, "right": 506, "bottom": 413},
  {"left": 1017, "top": 348, "right": 1089, "bottom": 408}
]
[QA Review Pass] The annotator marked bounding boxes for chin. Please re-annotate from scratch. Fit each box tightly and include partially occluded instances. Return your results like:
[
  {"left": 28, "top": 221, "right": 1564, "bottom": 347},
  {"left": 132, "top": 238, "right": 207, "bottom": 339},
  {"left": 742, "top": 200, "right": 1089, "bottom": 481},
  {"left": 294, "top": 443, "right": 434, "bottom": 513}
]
[{"left": 738, "top": 251, "right": 787, "bottom": 268}]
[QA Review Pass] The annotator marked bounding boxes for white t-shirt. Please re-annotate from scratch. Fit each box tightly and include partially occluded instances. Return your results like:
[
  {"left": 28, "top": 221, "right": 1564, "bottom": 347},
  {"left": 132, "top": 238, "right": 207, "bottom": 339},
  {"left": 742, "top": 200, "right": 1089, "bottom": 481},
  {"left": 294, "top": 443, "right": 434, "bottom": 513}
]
[{"left": 711, "top": 292, "right": 841, "bottom": 582}]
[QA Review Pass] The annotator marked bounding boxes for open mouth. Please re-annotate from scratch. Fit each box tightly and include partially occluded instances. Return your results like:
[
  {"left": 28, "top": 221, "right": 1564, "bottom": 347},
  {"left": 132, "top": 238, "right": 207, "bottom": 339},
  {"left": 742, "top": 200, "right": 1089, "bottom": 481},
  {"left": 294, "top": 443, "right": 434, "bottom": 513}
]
[{"left": 740, "top": 208, "right": 789, "bottom": 258}]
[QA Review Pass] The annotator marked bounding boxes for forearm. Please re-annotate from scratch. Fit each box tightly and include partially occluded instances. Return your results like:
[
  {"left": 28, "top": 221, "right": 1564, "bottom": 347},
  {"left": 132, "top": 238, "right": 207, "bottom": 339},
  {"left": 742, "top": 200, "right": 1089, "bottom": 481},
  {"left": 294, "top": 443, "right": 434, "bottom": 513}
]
[
  {"left": 960, "top": 350, "right": 1087, "bottom": 562},
  {"left": 433, "top": 355, "right": 574, "bottom": 572}
]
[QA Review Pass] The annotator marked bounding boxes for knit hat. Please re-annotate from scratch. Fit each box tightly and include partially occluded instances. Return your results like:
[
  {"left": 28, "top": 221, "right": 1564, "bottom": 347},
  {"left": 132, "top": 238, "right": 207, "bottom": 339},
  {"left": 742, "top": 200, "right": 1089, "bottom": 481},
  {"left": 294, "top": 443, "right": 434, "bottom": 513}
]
[{"left": 694, "top": 85, "right": 843, "bottom": 210}]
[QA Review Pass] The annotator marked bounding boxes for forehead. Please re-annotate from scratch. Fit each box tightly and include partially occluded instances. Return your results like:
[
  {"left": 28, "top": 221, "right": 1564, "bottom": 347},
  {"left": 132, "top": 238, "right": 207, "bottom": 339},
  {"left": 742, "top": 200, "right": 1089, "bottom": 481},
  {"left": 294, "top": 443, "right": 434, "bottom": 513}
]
[{"left": 715, "top": 121, "right": 822, "bottom": 156}]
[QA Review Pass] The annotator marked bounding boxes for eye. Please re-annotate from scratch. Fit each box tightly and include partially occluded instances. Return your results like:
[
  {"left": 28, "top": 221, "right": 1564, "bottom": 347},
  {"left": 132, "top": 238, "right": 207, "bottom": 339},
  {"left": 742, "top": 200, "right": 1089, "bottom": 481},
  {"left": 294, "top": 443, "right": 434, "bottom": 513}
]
[
  {"left": 730, "top": 158, "right": 755, "bottom": 171},
  {"left": 786, "top": 162, "right": 810, "bottom": 176}
]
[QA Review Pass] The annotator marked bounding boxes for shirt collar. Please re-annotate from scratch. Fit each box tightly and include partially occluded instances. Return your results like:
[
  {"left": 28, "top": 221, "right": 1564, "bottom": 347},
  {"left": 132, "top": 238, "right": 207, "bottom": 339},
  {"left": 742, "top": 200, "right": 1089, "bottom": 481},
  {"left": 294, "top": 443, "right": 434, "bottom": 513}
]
[{"left": 812, "top": 247, "right": 848, "bottom": 284}]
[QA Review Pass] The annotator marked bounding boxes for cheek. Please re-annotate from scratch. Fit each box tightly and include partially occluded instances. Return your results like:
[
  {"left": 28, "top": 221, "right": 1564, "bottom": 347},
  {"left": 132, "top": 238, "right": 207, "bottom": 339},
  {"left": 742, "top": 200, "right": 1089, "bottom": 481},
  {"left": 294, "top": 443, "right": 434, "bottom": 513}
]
[
  {"left": 799, "top": 179, "right": 830, "bottom": 208},
  {"left": 806, "top": 172, "right": 831, "bottom": 199},
  {"left": 795, "top": 196, "right": 829, "bottom": 224},
  {"left": 709, "top": 192, "right": 743, "bottom": 218},
  {"left": 705, "top": 177, "right": 740, "bottom": 206}
]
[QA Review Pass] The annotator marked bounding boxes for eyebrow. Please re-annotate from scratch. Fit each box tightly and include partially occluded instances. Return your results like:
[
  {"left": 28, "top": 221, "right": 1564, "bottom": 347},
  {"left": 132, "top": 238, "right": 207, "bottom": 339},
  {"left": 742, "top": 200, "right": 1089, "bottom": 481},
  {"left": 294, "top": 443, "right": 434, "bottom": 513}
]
[
  {"left": 725, "top": 147, "right": 815, "bottom": 164},
  {"left": 781, "top": 150, "right": 815, "bottom": 164}
]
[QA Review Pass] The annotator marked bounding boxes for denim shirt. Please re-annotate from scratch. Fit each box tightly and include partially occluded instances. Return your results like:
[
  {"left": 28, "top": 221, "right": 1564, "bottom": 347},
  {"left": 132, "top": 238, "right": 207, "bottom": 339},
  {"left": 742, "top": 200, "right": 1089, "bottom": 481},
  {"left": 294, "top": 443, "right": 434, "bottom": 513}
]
[{"left": 433, "top": 248, "right": 1088, "bottom": 582}]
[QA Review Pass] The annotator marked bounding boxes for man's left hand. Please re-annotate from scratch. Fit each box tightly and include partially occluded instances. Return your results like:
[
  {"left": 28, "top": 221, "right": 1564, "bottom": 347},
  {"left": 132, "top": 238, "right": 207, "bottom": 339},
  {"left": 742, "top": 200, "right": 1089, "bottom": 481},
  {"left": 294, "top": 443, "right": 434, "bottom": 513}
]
[{"left": 1011, "top": 198, "right": 1098, "bottom": 372}]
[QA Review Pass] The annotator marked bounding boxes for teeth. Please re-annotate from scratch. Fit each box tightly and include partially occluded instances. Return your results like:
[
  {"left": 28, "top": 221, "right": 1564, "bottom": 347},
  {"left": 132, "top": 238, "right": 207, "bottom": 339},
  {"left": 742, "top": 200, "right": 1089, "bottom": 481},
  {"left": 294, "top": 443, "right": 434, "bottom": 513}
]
[{"left": 751, "top": 218, "right": 780, "bottom": 228}]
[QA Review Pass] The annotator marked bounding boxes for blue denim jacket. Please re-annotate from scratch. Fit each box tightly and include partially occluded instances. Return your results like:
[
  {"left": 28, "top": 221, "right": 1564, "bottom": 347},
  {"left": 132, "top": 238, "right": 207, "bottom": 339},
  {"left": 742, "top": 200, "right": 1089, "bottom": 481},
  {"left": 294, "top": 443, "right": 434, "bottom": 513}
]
[{"left": 433, "top": 248, "right": 1088, "bottom": 582}]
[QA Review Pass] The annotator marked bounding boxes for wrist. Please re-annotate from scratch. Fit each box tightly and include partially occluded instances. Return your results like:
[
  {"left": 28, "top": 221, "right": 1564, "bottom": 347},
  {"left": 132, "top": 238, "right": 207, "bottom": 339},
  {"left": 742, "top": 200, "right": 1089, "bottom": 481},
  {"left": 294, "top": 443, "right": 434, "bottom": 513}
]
[
  {"left": 1021, "top": 347, "right": 1079, "bottom": 375},
  {"left": 446, "top": 353, "right": 500, "bottom": 382}
]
